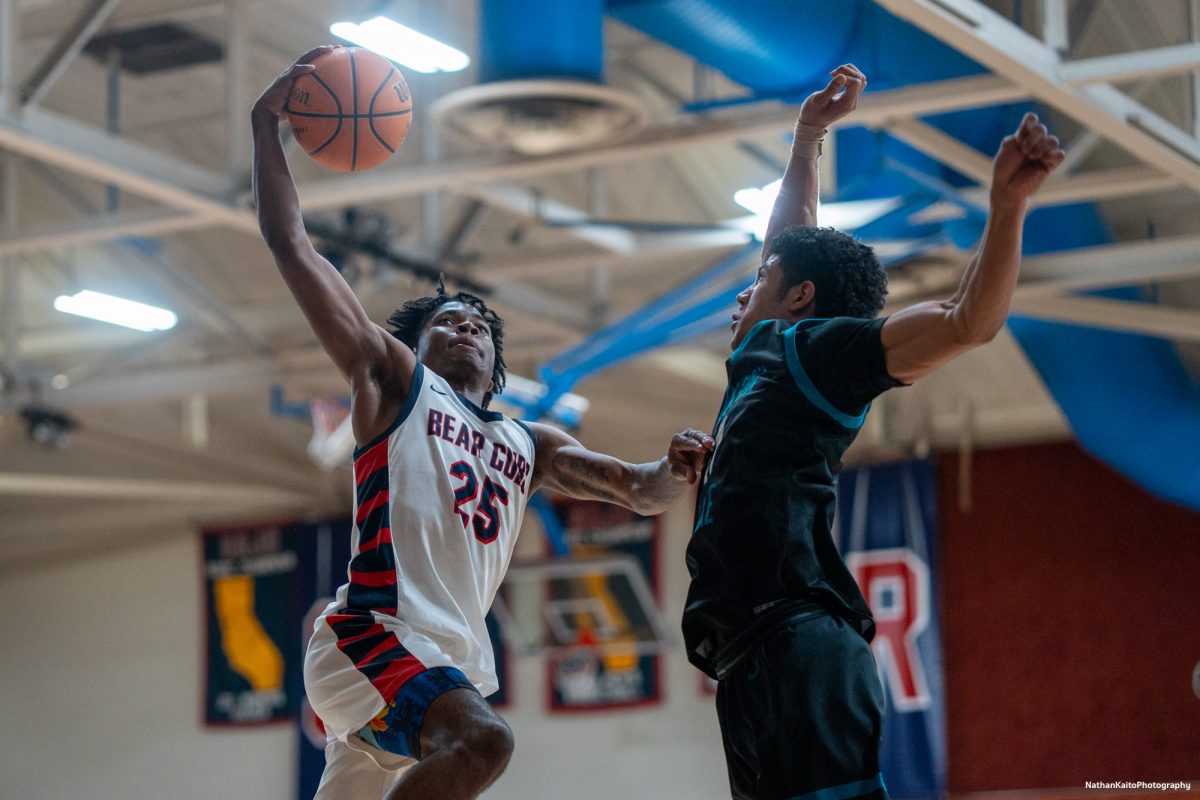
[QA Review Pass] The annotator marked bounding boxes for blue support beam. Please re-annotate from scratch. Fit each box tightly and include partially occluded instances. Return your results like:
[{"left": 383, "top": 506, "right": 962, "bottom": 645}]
[
  {"left": 528, "top": 492, "right": 569, "bottom": 556},
  {"left": 532, "top": 241, "right": 760, "bottom": 417}
]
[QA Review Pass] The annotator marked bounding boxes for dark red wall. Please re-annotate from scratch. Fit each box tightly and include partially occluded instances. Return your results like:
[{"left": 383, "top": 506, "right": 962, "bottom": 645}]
[{"left": 938, "top": 442, "right": 1200, "bottom": 791}]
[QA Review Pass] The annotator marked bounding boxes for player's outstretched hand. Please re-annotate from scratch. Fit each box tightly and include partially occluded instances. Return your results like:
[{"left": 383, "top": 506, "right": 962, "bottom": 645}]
[
  {"left": 798, "top": 64, "right": 867, "bottom": 130},
  {"left": 253, "top": 45, "right": 339, "bottom": 120},
  {"left": 667, "top": 428, "right": 715, "bottom": 485},
  {"left": 990, "top": 112, "right": 1065, "bottom": 208}
]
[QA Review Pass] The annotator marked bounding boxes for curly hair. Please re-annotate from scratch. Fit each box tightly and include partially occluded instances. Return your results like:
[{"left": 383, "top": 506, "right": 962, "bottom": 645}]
[
  {"left": 386, "top": 286, "right": 507, "bottom": 408},
  {"left": 769, "top": 226, "right": 888, "bottom": 319}
]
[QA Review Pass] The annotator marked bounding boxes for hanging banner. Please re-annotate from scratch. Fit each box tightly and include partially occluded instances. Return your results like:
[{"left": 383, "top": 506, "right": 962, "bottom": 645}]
[
  {"left": 202, "top": 521, "right": 302, "bottom": 726},
  {"left": 836, "top": 460, "right": 946, "bottom": 799},
  {"left": 485, "top": 610, "right": 511, "bottom": 708},
  {"left": 544, "top": 499, "right": 662, "bottom": 712},
  {"left": 294, "top": 518, "right": 353, "bottom": 800}
]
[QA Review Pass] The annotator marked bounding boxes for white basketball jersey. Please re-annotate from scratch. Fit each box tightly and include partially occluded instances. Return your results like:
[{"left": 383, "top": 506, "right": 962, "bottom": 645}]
[{"left": 305, "top": 364, "right": 535, "bottom": 740}]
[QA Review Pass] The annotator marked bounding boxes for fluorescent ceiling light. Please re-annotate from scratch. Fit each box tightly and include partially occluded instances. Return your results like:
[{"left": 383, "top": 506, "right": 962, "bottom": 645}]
[
  {"left": 734, "top": 181, "right": 903, "bottom": 238},
  {"left": 330, "top": 16, "right": 470, "bottom": 73},
  {"left": 53, "top": 290, "right": 177, "bottom": 332},
  {"left": 733, "top": 179, "right": 784, "bottom": 219}
]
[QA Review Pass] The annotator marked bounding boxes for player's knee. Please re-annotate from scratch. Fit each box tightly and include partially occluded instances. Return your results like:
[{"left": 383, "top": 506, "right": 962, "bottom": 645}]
[
  {"left": 457, "top": 718, "right": 514, "bottom": 776},
  {"left": 474, "top": 718, "right": 515, "bottom": 770}
]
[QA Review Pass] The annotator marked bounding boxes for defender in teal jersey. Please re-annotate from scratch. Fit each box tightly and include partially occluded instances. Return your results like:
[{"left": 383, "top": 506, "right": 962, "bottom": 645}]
[{"left": 684, "top": 66, "right": 1065, "bottom": 800}]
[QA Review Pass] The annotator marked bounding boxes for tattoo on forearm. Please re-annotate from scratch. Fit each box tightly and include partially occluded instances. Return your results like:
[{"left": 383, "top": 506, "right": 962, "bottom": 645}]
[
  {"left": 557, "top": 453, "right": 611, "bottom": 483},
  {"left": 554, "top": 473, "right": 616, "bottom": 501},
  {"left": 552, "top": 453, "right": 617, "bottom": 500}
]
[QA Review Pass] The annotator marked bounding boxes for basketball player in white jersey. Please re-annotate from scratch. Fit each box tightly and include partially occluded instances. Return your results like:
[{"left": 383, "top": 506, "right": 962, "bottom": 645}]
[{"left": 253, "top": 48, "right": 714, "bottom": 800}]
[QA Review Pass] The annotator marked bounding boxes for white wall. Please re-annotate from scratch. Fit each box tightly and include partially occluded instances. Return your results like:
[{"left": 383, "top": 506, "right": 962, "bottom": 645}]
[
  {"left": 0, "top": 504, "right": 730, "bottom": 800},
  {"left": 0, "top": 534, "right": 295, "bottom": 800}
]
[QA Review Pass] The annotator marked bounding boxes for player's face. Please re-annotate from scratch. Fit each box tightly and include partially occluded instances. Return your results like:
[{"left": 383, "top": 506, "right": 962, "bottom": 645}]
[
  {"left": 730, "top": 256, "right": 790, "bottom": 350},
  {"left": 416, "top": 302, "right": 496, "bottom": 393}
]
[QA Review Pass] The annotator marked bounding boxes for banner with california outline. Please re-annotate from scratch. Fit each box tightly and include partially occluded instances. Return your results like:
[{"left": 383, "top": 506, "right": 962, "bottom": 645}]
[{"left": 203, "top": 521, "right": 302, "bottom": 726}]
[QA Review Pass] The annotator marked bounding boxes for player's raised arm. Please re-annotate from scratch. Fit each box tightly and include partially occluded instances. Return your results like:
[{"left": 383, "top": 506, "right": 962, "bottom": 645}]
[
  {"left": 527, "top": 423, "right": 713, "bottom": 516},
  {"left": 880, "top": 113, "right": 1064, "bottom": 384},
  {"left": 760, "top": 64, "right": 867, "bottom": 258},
  {"left": 251, "top": 47, "right": 415, "bottom": 408}
]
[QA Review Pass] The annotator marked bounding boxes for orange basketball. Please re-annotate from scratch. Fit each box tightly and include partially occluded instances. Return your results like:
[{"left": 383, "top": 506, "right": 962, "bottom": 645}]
[{"left": 286, "top": 47, "right": 412, "bottom": 172}]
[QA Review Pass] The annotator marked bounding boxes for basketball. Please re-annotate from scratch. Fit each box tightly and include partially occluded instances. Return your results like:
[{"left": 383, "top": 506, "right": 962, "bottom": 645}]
[{"left": 286, "top": 47, "right": 412, "bottom": 172}]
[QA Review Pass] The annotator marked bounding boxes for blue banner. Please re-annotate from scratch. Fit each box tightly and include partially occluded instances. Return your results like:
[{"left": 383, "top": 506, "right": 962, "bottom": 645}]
[
  {"left": 203, "top": 522, "right": 302, "bottom": 727},
  {"left": 293, "top": 518, "right": 353, "bottom": 800},
  {"left": 836, "top": 460, "right": 946, "bottom": 799}
]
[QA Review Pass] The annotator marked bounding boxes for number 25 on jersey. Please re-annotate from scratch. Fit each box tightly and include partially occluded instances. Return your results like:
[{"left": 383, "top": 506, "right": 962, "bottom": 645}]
[{"left": 449, "top": 460, "right": 510, "bottom": 544}]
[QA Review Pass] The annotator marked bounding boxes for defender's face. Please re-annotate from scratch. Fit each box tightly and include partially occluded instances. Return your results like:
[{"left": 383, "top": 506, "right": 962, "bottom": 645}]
[
  {"left": 416, "top": 302, "right": 496, "bottom": 391},
  {"left": 730, "top": 256, "right": 790, "bottom": 351}
]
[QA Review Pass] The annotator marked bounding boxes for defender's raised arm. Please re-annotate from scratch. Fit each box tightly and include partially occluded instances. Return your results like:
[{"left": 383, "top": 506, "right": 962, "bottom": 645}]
[
  {"left": 761, "top": 64, "right": 867, "bottom": 258},
  {"left": 880, "top": 112, "right": 1064, "bottom": 384}
]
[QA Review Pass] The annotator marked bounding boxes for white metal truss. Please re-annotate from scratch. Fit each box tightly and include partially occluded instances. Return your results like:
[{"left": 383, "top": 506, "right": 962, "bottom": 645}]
[
  {"left": 0, "top": 471, "right": 312, "bottom": 504},
  {"left": 3, "top": 229, "right": 1195, "bottom": 414},
  {"left": 884, "top": 118, "right": 994, "bottom": 183},
  {"left": 1018, "top": 233, "right": 1200, "bottom": 293},
  {"left": 20, "top": 0, "right": 123, "bottom": 109},
  {"left": 1041, "top": 0, "right": 1068, "bottom": 53},
  {"left": 1058, "top": 42, "right": 1200, "bottom": 86},
  {"left": 0, "top": 0, "right": 1197, "bottom": 413},
  {"left": 1011, "top": 294, "right": 1200, "bottom": 342},
  {"left": 0, "top": 0, "right": 15, "bottom": 117},
  {"left": 875, "top": 0, "right": 1200, "bottom": 190},
  {"left": 0, "top": 107, "right": 255, "bottom": 230},
  {"left": 0, "top": 74, "right": 1028, "bottom": 255},
  {"left": 0, "top": 55, "right": 1191, "bottom": 287}
]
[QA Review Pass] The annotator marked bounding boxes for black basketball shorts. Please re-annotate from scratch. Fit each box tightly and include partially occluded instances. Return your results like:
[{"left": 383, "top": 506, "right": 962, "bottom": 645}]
[{"left": 715, "top": 613, "right": 889, "bottom": 800}]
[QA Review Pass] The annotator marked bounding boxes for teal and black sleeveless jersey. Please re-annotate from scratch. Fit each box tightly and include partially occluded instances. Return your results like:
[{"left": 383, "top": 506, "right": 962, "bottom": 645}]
[{"left": 684, "top": 316, "right": 902, "bottom": 679}]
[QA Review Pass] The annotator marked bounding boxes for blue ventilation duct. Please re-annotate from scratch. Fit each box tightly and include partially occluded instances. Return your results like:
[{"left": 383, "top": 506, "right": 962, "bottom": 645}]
[
  {"left": 481, "top": 0, "right": 605, "bottom": 83},
  {"left": 607, "top": 0, "right": 860, "bottom": 96},
  {"left": 442, "top": 0, "right": 641, "bottom": 156},
  {"left": 607, "top": 0, "right": 1106, "bottom": 249},
  {"left": 1009, "top": 310, "right": 1200, "bottom": 511},
  {"left": 599, "top": 0, "right": 1200, "bottom": 511}
]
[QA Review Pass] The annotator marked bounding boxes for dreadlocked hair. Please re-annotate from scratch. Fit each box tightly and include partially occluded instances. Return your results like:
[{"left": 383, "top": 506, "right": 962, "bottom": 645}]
[
  {"left": 386, "top": 286, "right": 507, "bottom": 408},
  {"left": 770, "top": 226, "right": 888, "bottom": 319}
]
